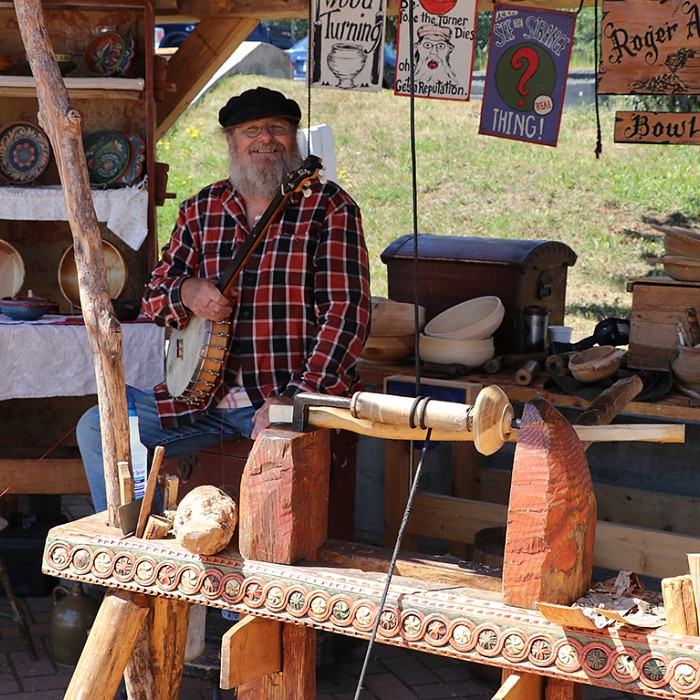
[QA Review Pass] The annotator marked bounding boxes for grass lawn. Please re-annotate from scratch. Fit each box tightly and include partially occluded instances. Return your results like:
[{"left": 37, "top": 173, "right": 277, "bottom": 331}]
[{"left": 156, "top": 74, "right": 699, "bottom": 340}]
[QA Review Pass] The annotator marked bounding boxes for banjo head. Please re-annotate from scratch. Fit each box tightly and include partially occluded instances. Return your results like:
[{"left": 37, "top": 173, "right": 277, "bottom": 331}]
[{"left": 166, "top": 315, "right": 231, "bottom": 401}]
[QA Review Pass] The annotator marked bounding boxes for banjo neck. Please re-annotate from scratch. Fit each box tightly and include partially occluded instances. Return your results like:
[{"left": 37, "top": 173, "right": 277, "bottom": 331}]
[{"left": 217, "top": 154, "right": 323, "bottom": 296}]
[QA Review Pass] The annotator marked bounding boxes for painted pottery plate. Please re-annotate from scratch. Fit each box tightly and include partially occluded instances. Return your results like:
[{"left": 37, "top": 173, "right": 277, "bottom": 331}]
[
  {"left": 115, "top": 133, "right": 145, "bottom": 186},
  {"left": 83, "top": 129, "right": 131, "bottom": 185},
  {"left": 0, "top": 239, "right": 25, "bottom": 298},
  {"left": 58, "top": 240, "right": 128, "bottom": 308},
  {"left": 85, "top": 31, "right": 135, "bottom": 76},
  {"left": 0, "top": 121, "right": 51, "bottom": 185}
]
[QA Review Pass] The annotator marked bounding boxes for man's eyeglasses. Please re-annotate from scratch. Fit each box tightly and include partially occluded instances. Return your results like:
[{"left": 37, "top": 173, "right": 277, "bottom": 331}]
[{"left": 234, "top": 122, "right": 291, "bottom": 138}]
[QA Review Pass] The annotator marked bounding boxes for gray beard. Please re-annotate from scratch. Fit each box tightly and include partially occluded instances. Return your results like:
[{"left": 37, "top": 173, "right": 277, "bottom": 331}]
[{"left": 228, "top": 145, "right": 302, "bottom": 201}]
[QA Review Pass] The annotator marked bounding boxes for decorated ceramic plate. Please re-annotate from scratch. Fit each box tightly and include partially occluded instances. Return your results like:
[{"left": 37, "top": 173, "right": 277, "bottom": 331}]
[
  {"left": 58, "top": 240, "right": 128, "bottom": 308},
  {"left": 115, "top": 133, "right": 145, "bottom": 186},
  {"left": 0, "top": 121, "right": 51, "bottom": 185},
  {"left": 85, "top": 31, "right": 135, "bottom": 76},
  {"left": 84, "top": 129, "right": 131, "bottom": 185}
]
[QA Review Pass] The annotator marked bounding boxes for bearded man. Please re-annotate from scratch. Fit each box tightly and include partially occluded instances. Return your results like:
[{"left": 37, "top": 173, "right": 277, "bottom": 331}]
[{"left": 77, "top": 86, "right": 371, "bottom": 513}]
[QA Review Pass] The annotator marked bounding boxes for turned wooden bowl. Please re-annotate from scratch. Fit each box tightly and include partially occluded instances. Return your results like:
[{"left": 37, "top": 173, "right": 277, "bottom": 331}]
[
  {"left": 649, "top": 256, "right": 700, "bottom": 282},
  {"left": 652, "top": 224, "right": 700, "bottom": 258},
  {"left": 370, "top": 297, "right": 425, "bottom": 337},
  {"left": 424, "top": 296, "right": 505, "bottom": 340},
  {"left": 568, "top": 345, "right": 626, "bottom": 383},
  {"left": 360, "top": 334, "right": 414, "bottom": 363}
]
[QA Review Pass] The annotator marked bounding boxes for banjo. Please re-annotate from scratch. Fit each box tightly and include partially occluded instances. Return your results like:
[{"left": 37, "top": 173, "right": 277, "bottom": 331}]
[{"left": 165, "top": 155, "right": 323, "bottom": 405}]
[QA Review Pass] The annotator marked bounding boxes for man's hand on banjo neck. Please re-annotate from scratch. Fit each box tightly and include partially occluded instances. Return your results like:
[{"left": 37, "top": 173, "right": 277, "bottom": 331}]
[{"left": 181, "top": 278, "right": 236, "bottom": 322}]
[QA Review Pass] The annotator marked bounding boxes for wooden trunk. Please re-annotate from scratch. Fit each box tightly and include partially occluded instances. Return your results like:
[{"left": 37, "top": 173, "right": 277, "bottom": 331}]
[
  {"left": 380, "top": 234, "right": 576, "bottom": 354},
  {"left": 627, "top": 277, "right": 700, "bottom": 371}
]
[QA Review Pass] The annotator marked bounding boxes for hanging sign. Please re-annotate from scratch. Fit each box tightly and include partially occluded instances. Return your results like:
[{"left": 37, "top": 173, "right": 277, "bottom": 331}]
[
  {"left": 309, "top": 0, "right": 387, "bottom": 92},
  {"left": 614, "top": 111, "right": 700, "bottom": 144},
  {"left": 479, "top": 5, "right": 576, "bottom": 146},
  {"left": 599, "top": 0, "right": 700, "bottom": 94},
  {"left": 394, "top": 0, "right": 478, "bottom": 100}
]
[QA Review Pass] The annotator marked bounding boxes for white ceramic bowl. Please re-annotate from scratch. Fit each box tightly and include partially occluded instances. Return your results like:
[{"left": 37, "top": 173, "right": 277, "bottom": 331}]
[
  {"left": 419, "top": 333, "right": 495, "bottom": 367},
  {"left": 424, "top": 296, "right": 505, "bottom": 340}
]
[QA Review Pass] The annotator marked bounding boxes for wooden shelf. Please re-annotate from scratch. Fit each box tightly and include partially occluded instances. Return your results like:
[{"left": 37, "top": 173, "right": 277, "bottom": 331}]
[{"left": 0, "top": 75, "right": 145, "bottom": 99}]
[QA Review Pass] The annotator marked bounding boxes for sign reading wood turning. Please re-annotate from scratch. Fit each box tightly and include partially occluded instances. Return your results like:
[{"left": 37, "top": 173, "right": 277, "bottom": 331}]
[{"left": 599, "top": 0, "right": 700, "bottom": 94}]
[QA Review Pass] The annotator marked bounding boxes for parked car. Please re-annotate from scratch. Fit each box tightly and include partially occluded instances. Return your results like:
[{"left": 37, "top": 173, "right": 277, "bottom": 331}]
[
  {"left": 286, "top": 36, "right": 396, "bottom": 88},
  {"left": 155, "top": 20, "right": 293, "bottom": 50}
]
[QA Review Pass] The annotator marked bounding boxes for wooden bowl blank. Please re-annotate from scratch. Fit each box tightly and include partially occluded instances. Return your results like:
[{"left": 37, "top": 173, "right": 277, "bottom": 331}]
[
  {"left": 568, "top": 345, "right": 626, "bottom": 383},
  {"left": 360, "top": 334, "right": 414, "bottom": 363},
  {"left": 370, "top": 297, "right": 425, "bottom": 337},
  {"left": 0, "top": 239, "right": 24, "bottom": 298},
  {"left": 58, "top": 240, "right": 127, "bottom": 308},
  {"left": 649, "top": 256, "right": 700, "bottom": 282},
  {"left": 652, "top": 224, "right": 700, "bottom": 258},
  {"left": 672, "top": 346, "right": 700, "bottom": 391}
]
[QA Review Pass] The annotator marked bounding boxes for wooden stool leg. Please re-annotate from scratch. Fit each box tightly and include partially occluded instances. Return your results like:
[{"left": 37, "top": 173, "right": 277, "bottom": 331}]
[{"left": 0, "top": 557, "right": 37, "bottom": 659}]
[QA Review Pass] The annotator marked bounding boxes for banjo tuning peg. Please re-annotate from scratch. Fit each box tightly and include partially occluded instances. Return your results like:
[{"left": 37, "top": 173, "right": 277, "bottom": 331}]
[{"left": 301, "top": 184, "right": 312, "bottom": 198}]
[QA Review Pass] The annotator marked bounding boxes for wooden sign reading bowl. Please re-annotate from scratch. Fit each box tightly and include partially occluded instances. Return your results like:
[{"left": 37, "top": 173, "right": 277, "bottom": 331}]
[{"left": 58, "top": 240, "right": 127, "bottom": 308}]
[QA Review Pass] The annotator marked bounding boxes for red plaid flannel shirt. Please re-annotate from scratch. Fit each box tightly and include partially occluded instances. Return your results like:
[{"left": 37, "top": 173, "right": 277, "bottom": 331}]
[{"left": 143, "top": 177, "right": 371, "bottom": 428}]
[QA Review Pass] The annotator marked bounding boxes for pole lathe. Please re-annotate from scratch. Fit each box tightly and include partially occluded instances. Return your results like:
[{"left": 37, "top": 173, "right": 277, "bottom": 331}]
[{"left": 275, "top": 385, "right": 685, "bottom": 452}]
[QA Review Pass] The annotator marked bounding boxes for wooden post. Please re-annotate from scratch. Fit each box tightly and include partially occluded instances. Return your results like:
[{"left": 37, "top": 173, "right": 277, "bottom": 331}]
[
  {"left": 235, "top": 427, "right": 330, "bottom": 698},
  {"left": 503, "top": 398, "right": 596, "bottom": 609},
  {"left": 147, "top": 597, "right": 190, "bottom": 700}
]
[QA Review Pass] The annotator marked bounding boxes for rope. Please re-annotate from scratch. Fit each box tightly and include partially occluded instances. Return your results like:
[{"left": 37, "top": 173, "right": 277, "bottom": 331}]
[
  {"left": 306, "top": 0, "right": 313, "bottom": 158},
  {"left": 352, "top": 428, "right": 433, "bottom": 700},
  {"left": 593, "top": 0, "right": 603, "bottom": 159}
]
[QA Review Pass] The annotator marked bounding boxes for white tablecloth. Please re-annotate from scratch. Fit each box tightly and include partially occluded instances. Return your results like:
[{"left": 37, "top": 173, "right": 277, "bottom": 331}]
[
  {"left": 0, "top": 316, "right": 164, "bottom": 400},
  {"left": 0, "top": 183, "right": 149, "bottom": 251}
]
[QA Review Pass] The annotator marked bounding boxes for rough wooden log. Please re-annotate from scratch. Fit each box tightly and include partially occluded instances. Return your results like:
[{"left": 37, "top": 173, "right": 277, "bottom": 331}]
[
  {"left": 239, "top": 427, "right": 330, "bottom": 564},
  {"left": 173, "top": 485, "right": 238, "bottom": 555},
  {"left": 148, "top": 597, "right": 190, "bottom": 700},
  {"left": 503, "top": 398, "right": 596, "bottom": 608}
]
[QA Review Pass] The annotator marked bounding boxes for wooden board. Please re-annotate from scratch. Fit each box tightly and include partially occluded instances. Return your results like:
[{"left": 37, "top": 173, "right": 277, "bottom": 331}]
[
  {"left": 599, "top": 0, "right": 700, "bottom": 94},
  {"left": 615, "top": 111, "right": 700, "bottom": 144}
]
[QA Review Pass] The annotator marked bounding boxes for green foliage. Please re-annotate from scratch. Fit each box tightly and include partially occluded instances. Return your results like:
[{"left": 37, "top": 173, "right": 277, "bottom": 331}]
[{"left": 156, "top": 75, "right": 699, "bottom": 338}]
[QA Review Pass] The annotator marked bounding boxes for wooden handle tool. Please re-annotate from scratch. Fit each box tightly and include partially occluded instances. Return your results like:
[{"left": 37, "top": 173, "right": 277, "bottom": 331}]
[
  {"left": 135, "top": 445, "right": 165, "bottom": 539},
  {"left": 515, "top": 360, "right": 541, "bottom": 386}
]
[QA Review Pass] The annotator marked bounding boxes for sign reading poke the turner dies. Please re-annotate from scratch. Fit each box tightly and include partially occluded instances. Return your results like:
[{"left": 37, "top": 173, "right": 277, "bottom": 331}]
[
  {"left": 394, "top": 0, "right": 478, "bottom": 100},
  {"left": 309, "top": 0, "right": 387, "bottom": 92},
  {"left": 479, "top": 5, "right": 576, "bottom": 146},
  {"left": 599, "top": 0, "right": 700, "bottom": 94}
]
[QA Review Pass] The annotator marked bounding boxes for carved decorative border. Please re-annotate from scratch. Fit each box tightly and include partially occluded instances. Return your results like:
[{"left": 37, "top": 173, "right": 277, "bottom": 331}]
[{"left": 44, "top": 532, "right": 700, "bottom": 698}]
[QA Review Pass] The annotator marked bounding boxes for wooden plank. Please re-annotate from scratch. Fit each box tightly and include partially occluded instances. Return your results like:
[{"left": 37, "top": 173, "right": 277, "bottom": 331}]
[
  {"left": 546, "top": 678, "right": 583, "bottom": 700},
  {"left": 599, "top": 0, "right": 700, "bottom": 95},
  {"left": 615, "top": 111, "right": 700, "bottom": 145},
  {"left": 495, "top": 671, "right": 544, "bottom": 699},
  {"left": 1, "top": 458, "right": 89, "bottom": 494},
  {"left": 220, "top": 615, "right": 282, "bottom": 690},
  {"left": 317, "top": 539, "right": 502, "bottom": 592},
  {"left": 384, "top": 440, "right": 418, "bottom": 551},
  {"left": 155, "top": 16, "right": 259, "bottom": 140},
  {"left": 407, "top": 493, "right": 700, "bottom": 579}
]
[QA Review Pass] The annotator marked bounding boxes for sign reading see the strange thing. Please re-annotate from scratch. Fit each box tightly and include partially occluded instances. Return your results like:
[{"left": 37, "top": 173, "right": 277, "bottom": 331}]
[
  {"left": 479, "top": 5, "right": 576, "bottom": 147},
  {"left": 394, "top": 0, "right": 478, "bottom": 100},
  {"left": 309, "top": 0, "right": 387, "bottom": 91},
  {"left": 599, "top": 0, "right": 700, "bottom": 94}
]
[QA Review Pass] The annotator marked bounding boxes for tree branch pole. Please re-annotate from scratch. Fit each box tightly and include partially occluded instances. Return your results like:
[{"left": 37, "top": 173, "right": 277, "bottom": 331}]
[
  {"left": 14, "top": 3, "right": 157, "bottom": 697},
  {"left": 13, "top": 0, "right": 128, "bottom": 528}
]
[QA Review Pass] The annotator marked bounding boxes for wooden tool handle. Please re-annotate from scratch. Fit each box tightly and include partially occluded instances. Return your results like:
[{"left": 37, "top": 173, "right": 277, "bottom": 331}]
[
  {"left": 687, "top": 308, "right": 700, "bottom": 346},
  {"left": 135, "top": 445, "right": 165, "bottom": 539},
  {"left": 515, "top": 360, "right": 540, "bottom": 386}
]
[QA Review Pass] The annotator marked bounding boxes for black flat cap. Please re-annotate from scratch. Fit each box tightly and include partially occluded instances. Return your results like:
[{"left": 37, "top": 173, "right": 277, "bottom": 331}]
[{"left": 218, "top": 86, "right": 302, "bottom": 128}]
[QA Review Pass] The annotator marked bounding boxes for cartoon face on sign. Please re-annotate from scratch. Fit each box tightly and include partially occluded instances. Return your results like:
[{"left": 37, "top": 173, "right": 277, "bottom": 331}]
[
  {"left": 495, "top": 42, "right": 556, "bottom": 112},
  {"left": 414, "top": 25, "right": 459, "bottom": 86}
]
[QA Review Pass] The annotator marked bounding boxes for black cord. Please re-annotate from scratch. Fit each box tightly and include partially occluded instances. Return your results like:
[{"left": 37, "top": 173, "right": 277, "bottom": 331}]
[
  {"left": 306, "top": 0, "right": 313, "bottom": 158},
  {"left": 352, "top": 428, "right": 433, "bottom": 700},
  {"left": 593, "top": 0, "right": 602, "bottom": 159}
]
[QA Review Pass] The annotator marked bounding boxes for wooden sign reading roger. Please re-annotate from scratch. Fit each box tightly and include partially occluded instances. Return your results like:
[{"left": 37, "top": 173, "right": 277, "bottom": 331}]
[
  {"left": 599, "top": 0, "right": 700, "bottom": 94},
  {"left": 614, "top": 111, "right": 700, "bottom": 144}
]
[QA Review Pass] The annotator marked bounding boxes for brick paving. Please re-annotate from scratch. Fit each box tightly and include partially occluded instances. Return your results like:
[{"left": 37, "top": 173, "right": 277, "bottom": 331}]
[{"left": 0, "top": 497, "right": 642, "bottom": 699}]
